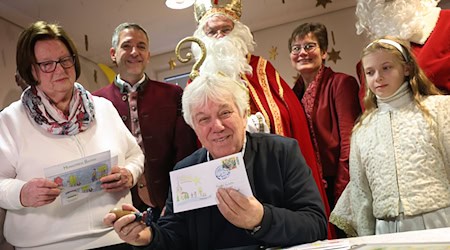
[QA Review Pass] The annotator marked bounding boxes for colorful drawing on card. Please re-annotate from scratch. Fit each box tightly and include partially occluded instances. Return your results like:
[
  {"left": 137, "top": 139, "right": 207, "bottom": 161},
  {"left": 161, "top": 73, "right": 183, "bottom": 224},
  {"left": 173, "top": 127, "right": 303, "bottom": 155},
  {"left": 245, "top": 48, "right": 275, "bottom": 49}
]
[
  {"left": 44, "top": 151, "right": 113, "bottom": 206},
  {"left": 170, "top": 152, "right": 252, "bottom": 213}
]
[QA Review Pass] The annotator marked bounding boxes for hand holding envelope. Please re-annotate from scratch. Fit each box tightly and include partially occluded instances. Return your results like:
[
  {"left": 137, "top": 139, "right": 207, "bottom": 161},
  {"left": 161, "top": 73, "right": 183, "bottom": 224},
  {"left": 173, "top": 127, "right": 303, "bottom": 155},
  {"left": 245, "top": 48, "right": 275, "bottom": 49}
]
[{"left": 216, "top": 187, "right": 263, "bottom": 231}]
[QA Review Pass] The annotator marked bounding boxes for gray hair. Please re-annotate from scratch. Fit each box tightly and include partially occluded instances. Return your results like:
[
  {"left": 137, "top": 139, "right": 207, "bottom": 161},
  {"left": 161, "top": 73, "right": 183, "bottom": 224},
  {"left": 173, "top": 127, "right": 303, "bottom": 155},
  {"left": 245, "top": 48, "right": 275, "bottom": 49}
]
[
  {"left": 111, "top": 23, "right": 149, "bottom": 50},
  {"left": 182, "top": 74, "right": 249, "bottom": 127}
]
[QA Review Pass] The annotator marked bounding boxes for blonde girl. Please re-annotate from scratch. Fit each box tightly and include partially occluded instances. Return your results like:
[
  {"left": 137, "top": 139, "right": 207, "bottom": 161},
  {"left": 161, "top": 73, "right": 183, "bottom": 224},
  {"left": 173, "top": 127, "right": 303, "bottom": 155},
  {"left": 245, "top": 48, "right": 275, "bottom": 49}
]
[{"left": 330, "top": 37, "right": 450, "bottom": 236}]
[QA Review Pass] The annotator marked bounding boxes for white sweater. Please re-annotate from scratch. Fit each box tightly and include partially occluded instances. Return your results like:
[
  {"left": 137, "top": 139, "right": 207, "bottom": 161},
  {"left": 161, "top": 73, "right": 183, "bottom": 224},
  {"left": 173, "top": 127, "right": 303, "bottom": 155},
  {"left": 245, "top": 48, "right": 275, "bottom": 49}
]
[
  {"left": 0, "top": 96, "right": 144, "bottom": 249},
  {"left": 331, "top": 92, "right": 450, "bottom": 236}
]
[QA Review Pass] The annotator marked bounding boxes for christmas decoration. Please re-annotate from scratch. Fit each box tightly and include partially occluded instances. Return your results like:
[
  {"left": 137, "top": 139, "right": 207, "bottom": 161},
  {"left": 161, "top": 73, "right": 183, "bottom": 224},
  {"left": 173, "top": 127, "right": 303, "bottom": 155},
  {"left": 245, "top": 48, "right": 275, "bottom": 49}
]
[
  {"left": 169, "top": 58, "right": 177, "bottom": 70},
  {"left": 97, "top": 63, "right": 116, "bottom": 83},
  {"left": 328, "top": 48, "right": 341, "bottom": 64},
  {"left": 84, "top": 35, "right": 89, "bottom": 51},
  {"left": 327, "top": 31, "right": 342, "bottom": 64},
  {"left": 316, "top": 0, "right": 332, "bottom": 8},
  {"left": 268, "top": 46, "right": 278, "bottom": 61}
]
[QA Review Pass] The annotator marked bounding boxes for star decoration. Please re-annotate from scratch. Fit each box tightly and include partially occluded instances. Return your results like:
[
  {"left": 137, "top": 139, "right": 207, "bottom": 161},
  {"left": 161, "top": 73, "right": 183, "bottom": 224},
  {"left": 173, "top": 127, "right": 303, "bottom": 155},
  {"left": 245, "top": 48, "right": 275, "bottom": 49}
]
[
  {"left": 168, "top": 58, "right": 176, "bottom": 70},
  {"left": 316, "top": 0, "right": 332, "bottom": 8},
  {"left": 84, "top": 34, "right": 89, "bottom": 51},
  {"left": 327, "top": 48, "right": 341, "bottom": 64},
  {"left": 268, "top": 46, "right": 278, "bottom": 61}
]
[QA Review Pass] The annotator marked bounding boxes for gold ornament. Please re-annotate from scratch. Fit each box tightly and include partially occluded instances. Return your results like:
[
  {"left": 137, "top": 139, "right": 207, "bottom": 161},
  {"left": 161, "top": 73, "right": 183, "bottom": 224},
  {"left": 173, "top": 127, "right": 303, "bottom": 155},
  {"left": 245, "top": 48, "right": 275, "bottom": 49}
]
[
  {"left": 327, "top": 48, "right": 341, "bottom": 64},
  {"left": 175, "top": 36, "right": 207, "bottom": 80},
  {"left": 268, "top": 46, "right": 278, "bottom": 61},
  {"left": 194, "top": 0, "right": 242, "bottom": 23},
  {"left": 168, "top": 58, "right": 176, "bottom": 70},
  {"left": 316, "top": 0, "right": 332, "bottom": 8}
]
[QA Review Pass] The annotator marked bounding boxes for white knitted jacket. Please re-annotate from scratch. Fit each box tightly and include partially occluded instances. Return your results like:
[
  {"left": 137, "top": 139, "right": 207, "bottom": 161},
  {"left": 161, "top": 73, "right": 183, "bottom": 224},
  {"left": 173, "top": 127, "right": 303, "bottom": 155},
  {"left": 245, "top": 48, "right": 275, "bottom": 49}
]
[{"left": 331, "top": 92, "right": 450, "bottom": 236}]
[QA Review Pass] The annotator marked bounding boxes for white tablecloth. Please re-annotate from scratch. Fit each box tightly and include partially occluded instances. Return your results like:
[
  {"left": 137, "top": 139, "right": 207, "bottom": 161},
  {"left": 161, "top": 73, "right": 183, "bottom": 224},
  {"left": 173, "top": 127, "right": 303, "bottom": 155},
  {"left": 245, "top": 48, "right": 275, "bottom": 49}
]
[
  {"left": 287, "top": 227, "right": 450, "bottom": 249},
  {"left": 349, "top": 227, "right": 450, "bottom": 245}
]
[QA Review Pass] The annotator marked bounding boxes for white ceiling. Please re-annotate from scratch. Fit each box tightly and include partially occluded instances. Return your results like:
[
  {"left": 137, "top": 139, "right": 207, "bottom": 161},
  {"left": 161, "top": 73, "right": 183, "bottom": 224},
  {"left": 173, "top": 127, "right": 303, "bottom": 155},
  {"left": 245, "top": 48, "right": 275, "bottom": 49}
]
[{"left": 0, "top": 0, "right": 357, "bottom": 67}]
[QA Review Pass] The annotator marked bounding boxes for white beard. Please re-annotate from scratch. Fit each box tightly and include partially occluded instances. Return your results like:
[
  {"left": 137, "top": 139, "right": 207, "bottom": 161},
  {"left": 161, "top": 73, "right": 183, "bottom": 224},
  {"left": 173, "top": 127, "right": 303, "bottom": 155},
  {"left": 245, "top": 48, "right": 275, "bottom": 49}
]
[{"left": 191, "top": 23, "right": 254, "bottom": 81}]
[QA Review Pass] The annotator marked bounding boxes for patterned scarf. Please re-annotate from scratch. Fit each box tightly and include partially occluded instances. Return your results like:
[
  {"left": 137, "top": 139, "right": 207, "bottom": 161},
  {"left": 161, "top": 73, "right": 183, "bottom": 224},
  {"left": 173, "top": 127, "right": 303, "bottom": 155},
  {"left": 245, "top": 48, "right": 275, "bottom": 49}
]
[
  {"left": 21, "top": 82, "right": 95, "bottom": 135},
  {"left": 301, "top": 65, "right": 325, "bottom": 179}
]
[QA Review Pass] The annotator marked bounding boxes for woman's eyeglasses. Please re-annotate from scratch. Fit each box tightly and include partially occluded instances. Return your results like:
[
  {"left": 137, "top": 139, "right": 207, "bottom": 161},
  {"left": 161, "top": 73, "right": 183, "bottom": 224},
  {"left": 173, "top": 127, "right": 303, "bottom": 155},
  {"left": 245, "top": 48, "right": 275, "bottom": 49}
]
[
  {"left": 290, "top": 43, "right": 318, "bottom": 55},
  {"left": 36, "top": 55, "right": 75, "bottom": 73}
]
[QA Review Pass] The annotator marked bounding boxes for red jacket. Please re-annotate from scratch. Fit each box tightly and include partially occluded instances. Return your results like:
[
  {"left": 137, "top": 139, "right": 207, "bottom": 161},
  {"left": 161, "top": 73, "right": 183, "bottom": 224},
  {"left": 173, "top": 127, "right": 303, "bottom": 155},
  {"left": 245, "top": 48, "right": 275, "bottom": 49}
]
[{"left": 293, "top": 66, "right": 361, "bottom": 202}]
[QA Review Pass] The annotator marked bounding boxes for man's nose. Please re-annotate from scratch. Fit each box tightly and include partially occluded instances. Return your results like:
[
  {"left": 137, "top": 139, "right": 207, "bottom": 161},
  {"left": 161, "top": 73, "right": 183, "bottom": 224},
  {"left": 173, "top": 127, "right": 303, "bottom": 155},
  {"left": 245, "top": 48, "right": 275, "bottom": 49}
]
[
  {"left": 214, "top": 30, "right": 227, "bottom": 39},
  {"left": 212, "top": 118, "right": 225, "bottom": 131},
  {"left": 130, "top": 46, "right": 139, "bottom": 55}
]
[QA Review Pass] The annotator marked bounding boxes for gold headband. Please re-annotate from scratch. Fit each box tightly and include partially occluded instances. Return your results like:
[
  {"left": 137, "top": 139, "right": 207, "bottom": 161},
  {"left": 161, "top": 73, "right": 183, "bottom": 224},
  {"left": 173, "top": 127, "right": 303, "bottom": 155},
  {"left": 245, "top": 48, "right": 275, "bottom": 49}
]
[{"left": 194, "top": 0, "right": 242, "bottom": 23}]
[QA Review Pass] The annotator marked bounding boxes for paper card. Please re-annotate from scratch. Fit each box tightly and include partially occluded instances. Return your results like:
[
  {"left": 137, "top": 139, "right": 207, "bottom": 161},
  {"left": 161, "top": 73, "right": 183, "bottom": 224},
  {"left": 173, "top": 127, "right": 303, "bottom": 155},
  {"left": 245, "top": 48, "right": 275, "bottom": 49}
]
[
  {"left": 170, "top": 152, "right": 253, "bottom": 213},
  {"left": 44, "top": 150, "right": 112, "bottom": 206}
]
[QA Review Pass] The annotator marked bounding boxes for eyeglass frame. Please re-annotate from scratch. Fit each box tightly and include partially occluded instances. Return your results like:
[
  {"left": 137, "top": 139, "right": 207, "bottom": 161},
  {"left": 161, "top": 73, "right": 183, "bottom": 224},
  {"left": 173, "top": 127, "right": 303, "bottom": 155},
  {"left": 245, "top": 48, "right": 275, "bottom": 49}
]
[
  {"left": 203, "top": 18, "right": 235, "bottom": 38},
  {"left": 35, "top": 55, "right": 76, "bottom": 73},
  {"left": 204, "top": 27, "right": 233, "bottom": 37},
  {"left": 290, "top": 43, "right": 318, "bottom": 55}
]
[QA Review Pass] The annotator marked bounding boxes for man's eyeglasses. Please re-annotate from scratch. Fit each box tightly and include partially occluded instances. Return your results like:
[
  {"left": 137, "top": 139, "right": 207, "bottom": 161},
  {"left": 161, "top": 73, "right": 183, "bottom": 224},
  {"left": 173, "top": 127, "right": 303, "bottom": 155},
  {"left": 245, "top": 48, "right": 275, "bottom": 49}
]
[
  {"left": 290, "top": 43, "right": 318, "bottom": 55},
  {"left": 36, "top": 55, "right": 75, "bottom": 73}
]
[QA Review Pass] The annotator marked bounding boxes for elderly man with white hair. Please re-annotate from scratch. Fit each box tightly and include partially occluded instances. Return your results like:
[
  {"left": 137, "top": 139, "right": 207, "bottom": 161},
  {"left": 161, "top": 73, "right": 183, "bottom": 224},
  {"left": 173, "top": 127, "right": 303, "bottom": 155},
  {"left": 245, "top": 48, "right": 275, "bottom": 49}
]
[
  {"left": 189, "top": 1, "right": 332, "bottom": 237},
  {"left": 103, "top": 73, "right": 327, "bottom": 249}
]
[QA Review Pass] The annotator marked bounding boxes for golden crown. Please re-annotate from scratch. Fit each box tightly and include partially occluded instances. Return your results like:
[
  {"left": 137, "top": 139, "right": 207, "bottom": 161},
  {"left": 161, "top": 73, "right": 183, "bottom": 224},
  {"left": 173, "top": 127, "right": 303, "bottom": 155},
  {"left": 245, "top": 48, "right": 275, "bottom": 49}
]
[{"left": 194, "top": 0, "right": 242, "bottom": 23}]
